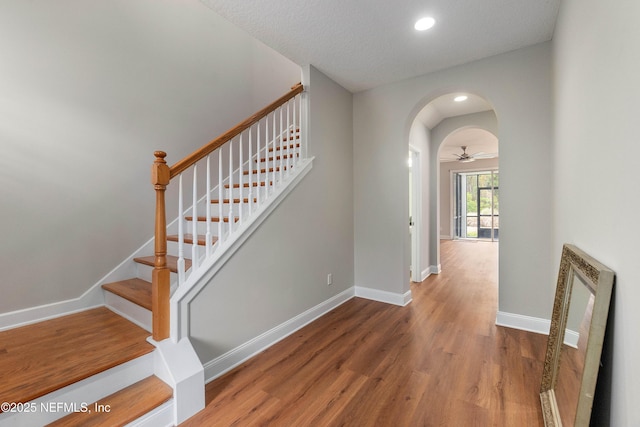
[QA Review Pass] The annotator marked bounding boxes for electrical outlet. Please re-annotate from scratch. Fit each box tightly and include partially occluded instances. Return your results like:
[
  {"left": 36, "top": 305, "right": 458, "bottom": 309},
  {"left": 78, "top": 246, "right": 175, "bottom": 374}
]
[{"left": 327, "top": 273, "right": 333, "bottom": 285}]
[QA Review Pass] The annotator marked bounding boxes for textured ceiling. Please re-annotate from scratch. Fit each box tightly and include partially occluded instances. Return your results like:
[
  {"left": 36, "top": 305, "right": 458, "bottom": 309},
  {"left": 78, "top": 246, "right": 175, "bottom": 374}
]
[{"left": 200, "top": 0, "right": 560, "bottom": 93}]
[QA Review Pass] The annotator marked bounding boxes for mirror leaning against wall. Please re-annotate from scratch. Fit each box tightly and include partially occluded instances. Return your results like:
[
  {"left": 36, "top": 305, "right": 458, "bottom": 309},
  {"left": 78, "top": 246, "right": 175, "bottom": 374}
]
[{"left": 540, "top": 244, "right": 615, "bottom": 427}]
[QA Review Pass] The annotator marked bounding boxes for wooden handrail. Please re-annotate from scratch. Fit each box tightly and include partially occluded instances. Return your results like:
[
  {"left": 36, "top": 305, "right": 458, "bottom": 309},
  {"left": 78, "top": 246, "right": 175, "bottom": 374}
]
[{"left": 169, "top": 82, "right": 304, "bottom": 179}]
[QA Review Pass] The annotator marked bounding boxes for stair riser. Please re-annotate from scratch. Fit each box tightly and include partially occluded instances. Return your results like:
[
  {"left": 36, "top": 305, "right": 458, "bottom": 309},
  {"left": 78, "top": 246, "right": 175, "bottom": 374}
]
[
  {"left": 105, "top": 292, "right": 152, "bottom": 332},
  {"left": 135, "top": 263, "right": 179, "bottom": 284},
  {"left": 0, "top": 353, "right": 154, "bottom": 426}
]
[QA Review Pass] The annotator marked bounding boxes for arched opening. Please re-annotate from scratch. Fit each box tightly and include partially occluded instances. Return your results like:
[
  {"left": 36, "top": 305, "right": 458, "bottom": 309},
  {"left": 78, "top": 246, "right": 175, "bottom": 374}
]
[{"left": 407, "top": 91, "right": 498, "bottom": 281}]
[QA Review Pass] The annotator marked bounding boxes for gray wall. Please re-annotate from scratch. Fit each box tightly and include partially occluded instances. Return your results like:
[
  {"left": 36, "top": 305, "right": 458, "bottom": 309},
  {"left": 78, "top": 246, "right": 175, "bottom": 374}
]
[
  {"left": 0, "top": 0, "right": 300, "bottom": 313},
  {"left": 189, "top": 65, "right": 354, "bottom": 362},
  {"left": 553, "top": 0, "right": 640, "bottom": 423},
  {"left": 354, "top": 43, "right": 554, "bottom": 318}
]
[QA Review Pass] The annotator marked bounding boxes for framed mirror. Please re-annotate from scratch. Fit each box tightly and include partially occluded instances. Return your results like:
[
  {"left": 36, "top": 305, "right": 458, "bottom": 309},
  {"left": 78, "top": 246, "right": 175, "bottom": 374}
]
[{"left": 540, "top": 244, "right": 615, "bottom": 426}]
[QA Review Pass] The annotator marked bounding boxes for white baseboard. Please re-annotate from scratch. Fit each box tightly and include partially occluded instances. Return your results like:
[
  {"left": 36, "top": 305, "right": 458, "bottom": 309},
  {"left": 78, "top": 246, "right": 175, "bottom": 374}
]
[
  {"left": 496, "top": 311, "right": 550, "bottom": 335},
  {"left": 0, "top": 299, "right": 104, "bottom": 332},
  {"left": 203, "top": 288, "right": 354, "bottom": 383},
  {"left": 440, "top": 235, "right": 451, "bottom": 240},
  {"left": 430, "top": 264, "right": 442, "bottom": 274},
  {"left": 354, "top": 286, "right": 412, "bottom": 307},
  {"left": 496, "top": 311, "right": 579, "bottom": 347}
]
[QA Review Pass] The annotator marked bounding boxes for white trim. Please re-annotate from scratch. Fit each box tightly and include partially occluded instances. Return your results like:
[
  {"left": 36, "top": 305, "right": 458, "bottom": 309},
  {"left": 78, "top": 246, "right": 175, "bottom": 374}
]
[
  {"left": 354, "top": 286, "right": 413, "bottom": 307},
  {"left": 151, "top": 337, "right": 204, "bottom": 425},
  {"left": 430, "top": 264, "right": 442, "bottom": 274},
  {"left": 420, "top": 267, "right": 431, "bottom": 282},
  {"left": 440, "top": 234, "right": 452, "bottom": 240},
  {"left": 495, "top": 311, "right": 550, "bottom": 335},
  {"left": 203, "top": 288, "right": 354, "bottom": 382},
  {"left": 564, "top": 329, "right": 579, "bottom": 349},
  {"left": 496, "top": 311, "right": 579, "bottom": 347},
  {"left": 126, "top": 400, "right": 174, "bottom": 427},
  {"left": 409, "top": 146, "right": 422, "bottom": 284}
]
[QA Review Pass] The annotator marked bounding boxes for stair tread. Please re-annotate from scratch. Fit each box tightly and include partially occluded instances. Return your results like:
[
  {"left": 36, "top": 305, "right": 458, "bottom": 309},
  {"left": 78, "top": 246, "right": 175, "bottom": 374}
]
[
  {"left": 102, "top": 278, "right": 152, "bottom": 310},
  {"left": 256, "top": 153, "right": 299, "bottom": 162},
  {"left": 211, "top": 198, "right": 257, "bottom": 204},
  {"left": 185, "top": 215, "right": 240, "bottom": 223},
  {"left": 47, "top": 375, "right": 172, "bottom": 426},
  {"left": 167, "top": 233, "right": 215, "bottom": 246},
  {"left": 134, "top": 255, "right": 191, "bottom": 272},
  {"left": 243, "top": 166, "right": 289, "bottom": 175},
  {"left": 0, "top": 307, "right": 154, "bottom": 409},
  {"left": 224, "top": 181, "right": 272, "bottom": 189},
  {"left": 269, "top": 142, "right": 300, "bottom": 152}
]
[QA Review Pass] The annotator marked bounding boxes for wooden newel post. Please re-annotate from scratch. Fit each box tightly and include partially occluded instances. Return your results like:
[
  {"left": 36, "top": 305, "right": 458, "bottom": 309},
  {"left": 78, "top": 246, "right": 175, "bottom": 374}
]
[{"left": 152, "top": 151, "right": 170, "bottom": 341}]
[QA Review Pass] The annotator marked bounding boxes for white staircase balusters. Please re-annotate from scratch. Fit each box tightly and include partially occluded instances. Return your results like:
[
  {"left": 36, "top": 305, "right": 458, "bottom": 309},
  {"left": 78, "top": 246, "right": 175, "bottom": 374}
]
[
  {"left": 218, "top": 147, "right": 223, "bottom": 245},
  {"left": 238, "top": 134, "right": 244, "bottom": 225},
  {"left": 205, "top": 154, "right": 212, "bottom": 258},
  {"left": 191, "top": 164, "right": 199, "bottom": 271},
  {"left": 228, "top": 139, "right": 234, "bottom": 231},
  {"left": 156, "top": 86, "right": 306, "bottom": 342},
  {"left": 177, "top": 174, "right": 185, "bottom": 286}
]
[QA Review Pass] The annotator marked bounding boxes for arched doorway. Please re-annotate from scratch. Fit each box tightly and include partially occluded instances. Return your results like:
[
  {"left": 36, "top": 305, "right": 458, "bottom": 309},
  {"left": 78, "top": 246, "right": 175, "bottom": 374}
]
[{"left": 407, "top": 92, "right": 498, "bottom": 281}]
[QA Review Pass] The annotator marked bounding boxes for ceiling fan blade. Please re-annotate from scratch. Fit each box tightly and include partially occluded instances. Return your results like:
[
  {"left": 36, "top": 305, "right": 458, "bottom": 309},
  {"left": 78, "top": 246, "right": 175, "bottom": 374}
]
[{"left": 472, "top": 152, "right": 498, "bottom": 159}]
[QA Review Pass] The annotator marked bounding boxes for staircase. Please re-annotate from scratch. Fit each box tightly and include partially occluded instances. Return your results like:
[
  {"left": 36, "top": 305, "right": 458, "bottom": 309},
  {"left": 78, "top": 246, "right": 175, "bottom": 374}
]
[
  {"left": 0, "top": 83, "right": 311, "bottom": 426},
  {"left": 0, "top": 308, "right": 172, "bottom": 426}
]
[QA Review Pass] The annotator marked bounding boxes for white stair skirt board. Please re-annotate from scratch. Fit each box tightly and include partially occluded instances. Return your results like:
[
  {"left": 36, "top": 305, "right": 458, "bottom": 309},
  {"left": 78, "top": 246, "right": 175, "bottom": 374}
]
[
  {"left": 204, "top": 288, "right": 355, "bottom": 383},
  {"left": 354, "top": 286, "right": 413, "bottom": 307},
  {"left": 0, "top": 353, "right": 154, "bottom": 427},
  {"left": 126, "top": 400, "right": 174, "bottom": 427},
  {"left": 150, "top": 337, "right": 204, "bottom": 425}
]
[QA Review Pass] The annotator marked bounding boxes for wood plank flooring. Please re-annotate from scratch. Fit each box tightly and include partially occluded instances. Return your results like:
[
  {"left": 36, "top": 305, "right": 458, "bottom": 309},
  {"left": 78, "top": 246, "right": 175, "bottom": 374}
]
[
  {"left": 0, "top": 307, "right": 154, "bottom": 408},
  {"left": 47, "top": 376, "right": 172, "bottom": 427},
  {"left": 182, "top": 240, "right": 548, "bottom": 426}
]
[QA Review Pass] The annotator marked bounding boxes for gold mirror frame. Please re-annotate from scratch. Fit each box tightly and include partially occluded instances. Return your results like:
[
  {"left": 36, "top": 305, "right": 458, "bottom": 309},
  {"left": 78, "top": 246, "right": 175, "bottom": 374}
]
[{"left": 540, "top": 244, "right": 615, "bottom": 426}]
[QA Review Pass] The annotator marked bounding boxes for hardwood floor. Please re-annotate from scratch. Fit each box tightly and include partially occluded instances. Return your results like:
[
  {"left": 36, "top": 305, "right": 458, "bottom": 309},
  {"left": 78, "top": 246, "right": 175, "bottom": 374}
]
[{"left": 182, "top": 240, "right": 547, "bottom": 426}]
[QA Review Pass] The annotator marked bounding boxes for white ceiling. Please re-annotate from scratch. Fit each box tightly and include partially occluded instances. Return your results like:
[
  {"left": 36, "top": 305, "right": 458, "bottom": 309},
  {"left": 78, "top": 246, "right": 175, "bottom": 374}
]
[
  {"left": 439, "top": 128, "right": 498, "bottom": 163},
  {"left": 199, "top": 0, "right": 559, "bottom": 164},
  {"left": 200, "top": 0, "right": 560, "bottom": 93},
  {"left": 415, "top": 92, "right": 498, "bottom": 163}
]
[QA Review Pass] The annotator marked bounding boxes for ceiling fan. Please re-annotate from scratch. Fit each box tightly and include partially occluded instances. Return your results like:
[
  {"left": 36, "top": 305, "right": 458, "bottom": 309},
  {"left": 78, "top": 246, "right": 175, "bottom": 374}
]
[{"left": 454, "top": 146, "right": 497, "bottom": 163}]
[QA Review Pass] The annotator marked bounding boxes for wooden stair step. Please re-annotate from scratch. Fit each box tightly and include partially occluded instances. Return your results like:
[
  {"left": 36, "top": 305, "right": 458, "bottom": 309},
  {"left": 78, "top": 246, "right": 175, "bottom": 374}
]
[
  {"left": 269, "top": 135, "right": 300, "bottom": 147},
  {"left": 47, "top": 375, "right": 172, "bottom": 427},
  {"left": 102, "top": 278, "right": 152, "bottom": 311},
  {"left": 256, "top": 154, "right": 299, "bottom": 162},
  {"left": 0, "top": 307, "right": 154, "bottom": 409},
  {"left": 211, "top": 198, "right": 257, "bottom": 204},
  {"left": 224, "top": 181, "right": 272, "bottom": 189},
  {"left": 186, "top": 216, "right": 239, "bottom": 223},
  {"left": 167, "top": 233, "right": 215, "bottom": 246},
  {"left": 243, "top": 166, "right": 289, "bottom": 175},
  {"left": 134, "top": 255, "right": 191, "bottom": 272},
  {"left": 269, "top": 143, "right": 300, "bottom": 153}
]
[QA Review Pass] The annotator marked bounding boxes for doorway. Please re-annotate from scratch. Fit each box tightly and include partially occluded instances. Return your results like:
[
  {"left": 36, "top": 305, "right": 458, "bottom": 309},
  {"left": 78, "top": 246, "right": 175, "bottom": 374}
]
[{"left": 454, "top": 170, "right": 499, "bottom": 241}]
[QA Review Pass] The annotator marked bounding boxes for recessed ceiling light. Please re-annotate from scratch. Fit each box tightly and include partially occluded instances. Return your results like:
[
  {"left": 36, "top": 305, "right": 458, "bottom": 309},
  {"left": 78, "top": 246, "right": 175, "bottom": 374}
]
[
  {"left": 454, "top": 95, "right": 468, "bottom": 102},
  {"left": 414, "top": 17, "right": 436, "bottom": 31}
]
